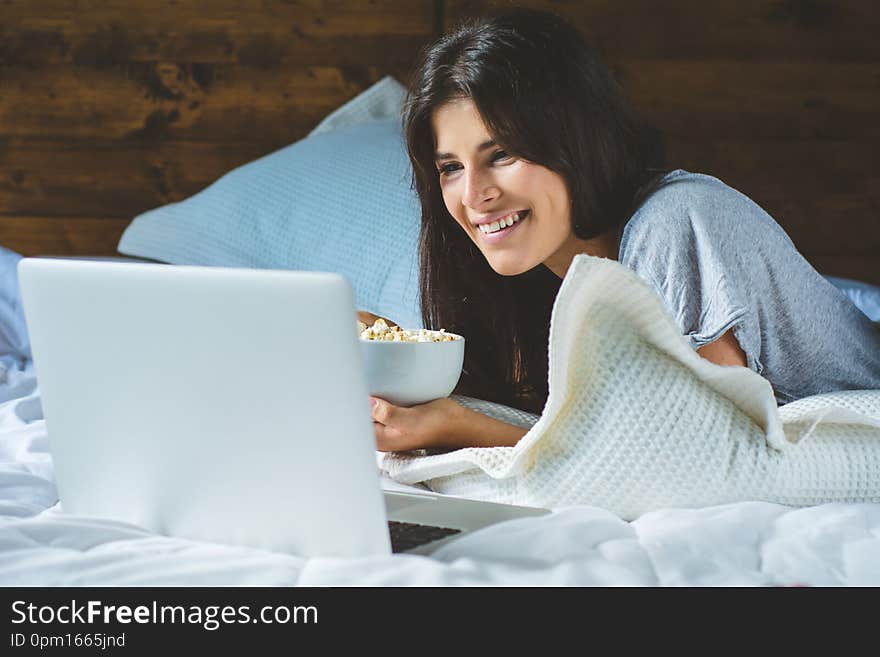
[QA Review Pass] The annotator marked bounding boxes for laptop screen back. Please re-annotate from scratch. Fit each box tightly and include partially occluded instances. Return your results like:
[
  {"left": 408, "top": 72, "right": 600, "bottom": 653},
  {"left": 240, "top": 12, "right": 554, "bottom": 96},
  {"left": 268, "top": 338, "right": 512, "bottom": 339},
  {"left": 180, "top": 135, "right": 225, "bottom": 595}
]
[{"left": 18, "top": 259, "right": 390, "bottom": 557}]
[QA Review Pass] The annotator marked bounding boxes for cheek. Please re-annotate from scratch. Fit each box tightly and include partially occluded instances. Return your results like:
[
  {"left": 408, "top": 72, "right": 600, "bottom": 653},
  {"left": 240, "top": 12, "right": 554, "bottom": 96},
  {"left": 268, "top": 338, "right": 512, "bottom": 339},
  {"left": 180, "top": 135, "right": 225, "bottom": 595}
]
[
  {"left": 532, "top": 171, "right": 570, "bottom": 220},
  {"left": 439, "top": 181, "right": 453, "bottom": 208},
  {"left": 439, "top": 182, "right": 465, "bottom": 223},
  {"left": 501, "top": 163, "right": 546, "bottom": 198}
]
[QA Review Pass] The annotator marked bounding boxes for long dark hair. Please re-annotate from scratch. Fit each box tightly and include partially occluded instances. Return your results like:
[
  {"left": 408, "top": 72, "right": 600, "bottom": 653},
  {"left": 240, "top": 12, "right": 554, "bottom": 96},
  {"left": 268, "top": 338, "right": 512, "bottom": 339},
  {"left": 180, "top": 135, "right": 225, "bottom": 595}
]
[{"left": 403, "top": 8, "right": 667, "bottom": 414}]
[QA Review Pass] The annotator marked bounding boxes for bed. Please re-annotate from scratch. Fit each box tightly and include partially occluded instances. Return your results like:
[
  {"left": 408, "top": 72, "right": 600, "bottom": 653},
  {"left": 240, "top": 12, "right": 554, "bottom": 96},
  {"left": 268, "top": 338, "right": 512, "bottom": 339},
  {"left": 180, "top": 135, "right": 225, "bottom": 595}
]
[{"left": 1, "top": 354, "right": 879, "bottom": 586}]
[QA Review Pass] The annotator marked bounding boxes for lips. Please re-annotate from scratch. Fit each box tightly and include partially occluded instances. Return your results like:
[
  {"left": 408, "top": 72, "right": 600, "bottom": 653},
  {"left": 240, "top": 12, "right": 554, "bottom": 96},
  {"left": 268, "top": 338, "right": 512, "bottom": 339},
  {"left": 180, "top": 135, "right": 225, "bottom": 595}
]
[
  {"left": 476, "top": 209, "right": 529, "bottom": 243},
  {"left": 472, "top": 209, "right": 528, "bottom": 228},
  {"left": 476, "top": 210, "right": 529, "bottom": 235}
]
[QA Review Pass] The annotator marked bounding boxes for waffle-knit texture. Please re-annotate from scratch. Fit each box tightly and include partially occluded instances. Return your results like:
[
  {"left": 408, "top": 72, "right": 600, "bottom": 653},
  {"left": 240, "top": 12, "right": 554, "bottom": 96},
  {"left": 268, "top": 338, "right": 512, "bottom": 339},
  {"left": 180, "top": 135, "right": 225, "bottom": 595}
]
[{"left": 380, "top": 255, "right": 880, "bottom": 519}]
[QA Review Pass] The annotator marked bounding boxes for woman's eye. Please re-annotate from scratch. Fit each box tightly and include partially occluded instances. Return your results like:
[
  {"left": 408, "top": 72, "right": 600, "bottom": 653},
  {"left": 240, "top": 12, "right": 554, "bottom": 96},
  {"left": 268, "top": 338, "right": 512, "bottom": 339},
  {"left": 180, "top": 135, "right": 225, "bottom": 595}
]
[{"left": 436, "top": 152, "right": 510, "bottom": 176}]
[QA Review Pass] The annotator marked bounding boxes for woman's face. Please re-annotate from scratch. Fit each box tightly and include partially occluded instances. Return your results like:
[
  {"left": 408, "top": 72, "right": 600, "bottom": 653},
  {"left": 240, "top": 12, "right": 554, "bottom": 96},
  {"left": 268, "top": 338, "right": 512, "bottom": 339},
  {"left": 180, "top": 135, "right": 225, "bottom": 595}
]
[{"left": 431, "top": 98, "right": 577, "bottom": 277}]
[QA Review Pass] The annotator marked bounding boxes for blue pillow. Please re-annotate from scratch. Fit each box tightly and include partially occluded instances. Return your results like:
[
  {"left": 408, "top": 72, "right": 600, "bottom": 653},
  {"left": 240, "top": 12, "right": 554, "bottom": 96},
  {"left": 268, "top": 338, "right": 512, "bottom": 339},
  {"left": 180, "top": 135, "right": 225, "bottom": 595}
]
[
  {"left": 825, "top": 276, "right": 880, "bottom": 323},
  {"left": 118, "top": 119, "right": 422, "bottom": 328},
  {"left": 0, "top": 246, "right": 31, "bottom": 361}
]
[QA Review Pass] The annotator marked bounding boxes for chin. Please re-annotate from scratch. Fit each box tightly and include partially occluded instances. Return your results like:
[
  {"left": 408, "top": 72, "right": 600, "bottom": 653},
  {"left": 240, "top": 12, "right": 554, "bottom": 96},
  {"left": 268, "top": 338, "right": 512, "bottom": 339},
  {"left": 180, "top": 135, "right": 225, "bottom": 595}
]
[{"left": 486, "top": 256, "right": 535, "bottom": 277}]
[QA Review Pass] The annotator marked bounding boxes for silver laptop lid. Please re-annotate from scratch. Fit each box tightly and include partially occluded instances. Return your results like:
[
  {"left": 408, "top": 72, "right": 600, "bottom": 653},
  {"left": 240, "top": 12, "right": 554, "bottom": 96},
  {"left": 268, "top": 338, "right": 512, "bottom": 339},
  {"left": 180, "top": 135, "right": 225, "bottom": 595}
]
[{"left": 18, "top": 258, "right": 390, "bottom": 557}]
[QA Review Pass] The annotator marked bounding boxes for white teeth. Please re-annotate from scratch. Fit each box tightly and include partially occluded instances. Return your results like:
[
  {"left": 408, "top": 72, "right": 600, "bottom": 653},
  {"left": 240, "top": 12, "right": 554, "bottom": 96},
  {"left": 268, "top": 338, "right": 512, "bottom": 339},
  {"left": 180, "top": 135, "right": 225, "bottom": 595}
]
[{"left": 478, "top": 211, "right": 525, "bottom": 234}]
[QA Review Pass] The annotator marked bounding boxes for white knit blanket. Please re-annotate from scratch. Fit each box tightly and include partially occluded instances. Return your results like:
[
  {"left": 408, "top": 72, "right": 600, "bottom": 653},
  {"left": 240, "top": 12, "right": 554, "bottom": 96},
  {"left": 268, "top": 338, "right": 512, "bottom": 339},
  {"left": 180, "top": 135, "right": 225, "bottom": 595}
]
[{"left": 379, "top": 255, "right": 880, "bottom": 519}]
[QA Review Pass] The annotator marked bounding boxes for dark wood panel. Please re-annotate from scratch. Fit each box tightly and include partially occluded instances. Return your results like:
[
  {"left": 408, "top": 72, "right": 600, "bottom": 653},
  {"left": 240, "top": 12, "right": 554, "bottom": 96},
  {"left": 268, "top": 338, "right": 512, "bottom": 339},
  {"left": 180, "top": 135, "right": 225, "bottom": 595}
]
[
  {"left": 807, "top": 255, "right": 880, "bottom": 286},
  {"left": 0, "top": 216, "right": 130, "bottom": 256},
  {"left": 3, "top": 57, "right": 876, "bottom": 141},
  {"left": 748, "top": 194, "right": 880, "bottom": 258},
  {"left": 0, "top": 0, "right": 434, "bottom": 141},
  {"left": 0, "top": 65, "right": 385, "bottom": 142},
  {"left": 618, "top": 59, "right": 880, "bottom": 139},
  {"left": 445, "top": 0, "right": 880, "bottom": 60},
  {"left": 0, "top": 0, "right": 435, "bottom": 63},
  {"left": 0, "top": 139, "right": 275, "bottom": 217},
  {"left": 666, "top": 138, "right": 880, "bottom": 198}
]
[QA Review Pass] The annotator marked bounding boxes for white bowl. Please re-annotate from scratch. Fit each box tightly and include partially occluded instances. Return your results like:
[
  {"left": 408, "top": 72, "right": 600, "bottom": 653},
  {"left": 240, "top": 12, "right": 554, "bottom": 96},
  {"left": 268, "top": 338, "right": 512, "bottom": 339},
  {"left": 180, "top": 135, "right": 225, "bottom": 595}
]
[{"left": 359, "top": 331, "right": 465, "bottom": 407}]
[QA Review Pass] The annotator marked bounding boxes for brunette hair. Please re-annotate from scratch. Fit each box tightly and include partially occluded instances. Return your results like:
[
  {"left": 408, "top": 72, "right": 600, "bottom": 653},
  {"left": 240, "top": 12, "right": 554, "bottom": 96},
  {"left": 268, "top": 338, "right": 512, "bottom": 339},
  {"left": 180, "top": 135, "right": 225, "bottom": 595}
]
[{"left": 403, "top": 8, "right": 667, "bottom": 413}]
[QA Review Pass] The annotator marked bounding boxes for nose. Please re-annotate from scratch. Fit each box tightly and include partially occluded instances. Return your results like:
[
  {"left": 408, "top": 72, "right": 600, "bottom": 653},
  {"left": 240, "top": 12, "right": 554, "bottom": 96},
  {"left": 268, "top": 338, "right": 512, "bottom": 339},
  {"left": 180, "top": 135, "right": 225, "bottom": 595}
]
[{"left": 461, "top": 167, "right": 499, "bottom": 209}]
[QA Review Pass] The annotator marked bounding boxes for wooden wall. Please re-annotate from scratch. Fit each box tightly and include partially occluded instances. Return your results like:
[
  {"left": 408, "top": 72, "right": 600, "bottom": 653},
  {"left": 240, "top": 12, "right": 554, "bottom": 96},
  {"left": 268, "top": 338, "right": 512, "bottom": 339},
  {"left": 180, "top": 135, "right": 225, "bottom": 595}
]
[
  {"left": 1, "top": 0, "right": 878, "bottom": 284},
  {"left": 0, "top": 1, "right": 437, "bottom": 255}
]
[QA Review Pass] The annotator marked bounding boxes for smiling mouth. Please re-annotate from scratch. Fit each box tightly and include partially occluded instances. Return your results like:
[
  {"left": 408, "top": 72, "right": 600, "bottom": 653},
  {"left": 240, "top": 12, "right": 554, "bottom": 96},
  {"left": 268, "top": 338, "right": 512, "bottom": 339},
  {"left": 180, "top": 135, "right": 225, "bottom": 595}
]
[{"left": 477, "top": 210, "right": 529, "bottom": 235}]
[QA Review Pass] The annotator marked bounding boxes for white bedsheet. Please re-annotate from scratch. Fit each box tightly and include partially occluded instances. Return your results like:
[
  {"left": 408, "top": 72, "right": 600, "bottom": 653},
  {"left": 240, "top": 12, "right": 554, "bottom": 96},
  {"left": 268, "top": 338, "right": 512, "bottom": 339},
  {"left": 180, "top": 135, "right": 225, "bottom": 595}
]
[{"left": 1, "top": 365, "right": 878, "bottom": 586}]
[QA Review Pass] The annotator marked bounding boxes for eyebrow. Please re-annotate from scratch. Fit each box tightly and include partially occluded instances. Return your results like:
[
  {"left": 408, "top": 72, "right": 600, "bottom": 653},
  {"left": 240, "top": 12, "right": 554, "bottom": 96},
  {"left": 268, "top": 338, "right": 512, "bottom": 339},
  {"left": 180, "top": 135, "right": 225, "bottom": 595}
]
[{"left": 434, "top": 139, "right": 497, "bottom": 161}]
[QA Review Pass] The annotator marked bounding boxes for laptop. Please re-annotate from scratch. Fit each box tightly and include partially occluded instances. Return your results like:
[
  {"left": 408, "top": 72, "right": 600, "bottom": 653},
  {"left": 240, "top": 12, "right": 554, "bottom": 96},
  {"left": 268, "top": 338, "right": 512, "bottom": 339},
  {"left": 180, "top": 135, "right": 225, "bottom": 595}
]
[{"left": 18, "top": 258, "right": 548, "bottom": 558}]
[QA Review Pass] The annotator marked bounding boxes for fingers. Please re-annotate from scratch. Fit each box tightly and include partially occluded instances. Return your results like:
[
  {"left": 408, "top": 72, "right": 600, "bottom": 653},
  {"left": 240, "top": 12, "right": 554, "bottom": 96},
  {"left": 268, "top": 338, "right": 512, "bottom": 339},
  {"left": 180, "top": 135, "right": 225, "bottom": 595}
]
[
  {"left": 373, "top": 422, "right": 396, "bottom": 452},
  {"left": 369, "top": 396, "right": 399, "bottom": 424},
  {"left": 374, "top": 421, "right": 422, "bottom": 453},
  {"left": 370, "top": 398, "right": 416, "bottom": 452}
]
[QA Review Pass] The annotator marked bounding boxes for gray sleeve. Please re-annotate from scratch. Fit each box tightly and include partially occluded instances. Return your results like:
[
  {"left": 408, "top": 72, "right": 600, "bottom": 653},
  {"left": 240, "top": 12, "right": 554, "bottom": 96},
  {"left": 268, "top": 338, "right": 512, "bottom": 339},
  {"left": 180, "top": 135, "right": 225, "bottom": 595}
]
[{"left": 619, "top": 189, "right": 763, "bottom": 375}]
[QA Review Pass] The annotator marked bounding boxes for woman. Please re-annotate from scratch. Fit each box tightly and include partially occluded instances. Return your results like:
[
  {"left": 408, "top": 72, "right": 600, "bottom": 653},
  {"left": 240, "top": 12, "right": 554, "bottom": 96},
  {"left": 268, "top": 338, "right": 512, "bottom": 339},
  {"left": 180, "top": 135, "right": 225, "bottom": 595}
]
[{"left": 367, "top": 8, "right": 880, "bottom": 453}]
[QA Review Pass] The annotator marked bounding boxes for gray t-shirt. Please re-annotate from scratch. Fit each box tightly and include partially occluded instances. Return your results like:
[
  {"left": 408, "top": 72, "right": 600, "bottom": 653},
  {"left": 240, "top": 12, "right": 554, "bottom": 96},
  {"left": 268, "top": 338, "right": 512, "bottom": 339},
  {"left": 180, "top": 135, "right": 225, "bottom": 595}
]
[{"left": 618, "top": 169, "right": 880, "bottom": 404}]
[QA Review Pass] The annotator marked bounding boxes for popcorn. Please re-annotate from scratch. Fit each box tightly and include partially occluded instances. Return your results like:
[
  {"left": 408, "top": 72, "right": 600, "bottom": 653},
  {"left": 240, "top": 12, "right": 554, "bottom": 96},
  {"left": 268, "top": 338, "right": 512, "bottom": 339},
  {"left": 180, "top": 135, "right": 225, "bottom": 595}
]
[{"left": 357, "top": 318, "right": 458, "bottom": 342}]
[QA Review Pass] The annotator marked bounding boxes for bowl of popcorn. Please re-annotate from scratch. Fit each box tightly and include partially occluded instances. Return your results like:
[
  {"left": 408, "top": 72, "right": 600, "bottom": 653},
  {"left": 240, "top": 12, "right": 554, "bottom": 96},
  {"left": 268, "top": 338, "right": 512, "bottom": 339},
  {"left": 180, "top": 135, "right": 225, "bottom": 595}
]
[{"left": 358, "top": 317, "right": 465, "bottom": 407}]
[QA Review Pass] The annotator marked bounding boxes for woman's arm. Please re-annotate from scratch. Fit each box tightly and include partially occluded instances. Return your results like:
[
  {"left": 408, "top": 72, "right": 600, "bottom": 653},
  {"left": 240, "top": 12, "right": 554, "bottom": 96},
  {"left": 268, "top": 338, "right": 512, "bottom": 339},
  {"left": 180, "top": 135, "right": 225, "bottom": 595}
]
[
  {"left": 371, "top": 396, "right": 528, "bottom": 451},
  {"left": 696, "top": 329, "right": 747, "bottom": 367},
  {"left": 447, "top": 404, "right": 529, "bottom": 448}
]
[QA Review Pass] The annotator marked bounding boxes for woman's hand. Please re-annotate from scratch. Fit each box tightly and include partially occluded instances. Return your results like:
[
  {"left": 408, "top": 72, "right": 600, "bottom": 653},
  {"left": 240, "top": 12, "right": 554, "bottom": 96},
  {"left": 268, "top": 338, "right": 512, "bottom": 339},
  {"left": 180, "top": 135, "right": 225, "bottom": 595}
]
[
  {"left": 370, "top": 396, "right": 529, "bottom": 452},
  {"left": 370, "top": 397, "right": 465, "bottom": 452}
]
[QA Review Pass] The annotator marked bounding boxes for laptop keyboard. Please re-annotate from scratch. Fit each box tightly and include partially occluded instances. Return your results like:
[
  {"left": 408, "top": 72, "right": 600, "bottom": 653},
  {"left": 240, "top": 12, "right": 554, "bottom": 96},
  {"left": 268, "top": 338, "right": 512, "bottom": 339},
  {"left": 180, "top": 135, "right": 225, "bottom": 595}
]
[{"left": 388, "top": 521, "right": 461, "bottom": 553}]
